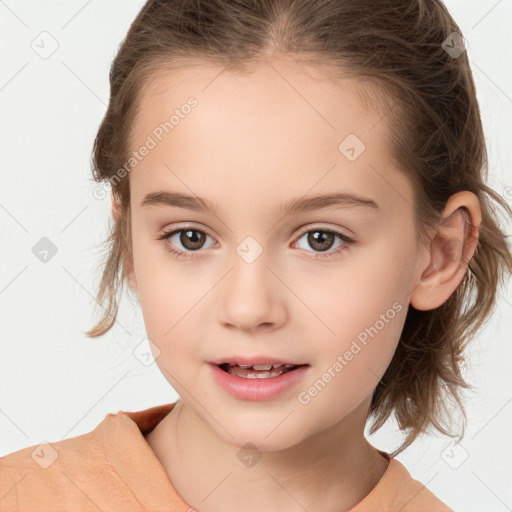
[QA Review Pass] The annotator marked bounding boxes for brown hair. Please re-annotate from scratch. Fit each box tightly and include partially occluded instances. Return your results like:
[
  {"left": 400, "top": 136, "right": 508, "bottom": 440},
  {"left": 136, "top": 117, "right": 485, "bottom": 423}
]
[{"left": 86, "top": 0, "right": 512, "bottom": 456}]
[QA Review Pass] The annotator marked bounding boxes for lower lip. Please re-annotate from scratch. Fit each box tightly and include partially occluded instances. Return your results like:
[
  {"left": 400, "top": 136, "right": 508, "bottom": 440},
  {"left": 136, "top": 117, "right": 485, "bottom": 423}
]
[{"left": 209, "top": 363, "right": 309, "bottom": 401}]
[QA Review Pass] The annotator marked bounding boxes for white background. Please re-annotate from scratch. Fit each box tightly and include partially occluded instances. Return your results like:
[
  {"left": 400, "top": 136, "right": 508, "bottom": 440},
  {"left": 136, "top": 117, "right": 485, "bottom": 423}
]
[{"left": 1, "top": 1, "right": 511, "bottom": 510}]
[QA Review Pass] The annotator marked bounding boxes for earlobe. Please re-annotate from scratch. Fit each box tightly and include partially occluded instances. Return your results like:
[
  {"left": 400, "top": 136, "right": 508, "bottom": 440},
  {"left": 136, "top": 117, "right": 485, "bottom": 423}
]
[
  {"left": 111, "top": 194, "right": 122, "bottom": 224},
  {"left": 410, "top": 191, "right": 481, "bottom": 311}
]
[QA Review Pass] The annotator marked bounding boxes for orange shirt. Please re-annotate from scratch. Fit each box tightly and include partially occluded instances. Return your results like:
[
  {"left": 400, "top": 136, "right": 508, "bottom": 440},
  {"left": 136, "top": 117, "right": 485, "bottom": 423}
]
[{"left": 0, "top": 402, "right": 454, "bottom": 511}]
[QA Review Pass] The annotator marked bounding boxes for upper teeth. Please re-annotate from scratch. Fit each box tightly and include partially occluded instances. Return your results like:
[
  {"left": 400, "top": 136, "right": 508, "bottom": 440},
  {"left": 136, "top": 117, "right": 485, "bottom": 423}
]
[{"left": 227, "top": 363, "right": 295, "bottom": 370}]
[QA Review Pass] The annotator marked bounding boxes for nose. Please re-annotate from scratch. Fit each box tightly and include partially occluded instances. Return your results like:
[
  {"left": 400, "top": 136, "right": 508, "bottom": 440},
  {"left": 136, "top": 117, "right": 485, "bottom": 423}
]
[{"left": 218, "top": 247, "right": 287, "bottom": 331}]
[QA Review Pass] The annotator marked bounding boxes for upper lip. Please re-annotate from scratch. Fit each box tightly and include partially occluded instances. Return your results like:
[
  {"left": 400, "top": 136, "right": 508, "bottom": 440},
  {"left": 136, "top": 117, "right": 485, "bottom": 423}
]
[{"left": 209, "top": 356, "right": 307, "bottom": 366}]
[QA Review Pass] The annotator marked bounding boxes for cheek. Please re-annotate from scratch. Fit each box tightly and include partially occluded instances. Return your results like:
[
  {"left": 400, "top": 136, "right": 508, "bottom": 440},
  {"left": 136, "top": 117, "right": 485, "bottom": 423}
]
[
  {"left": 299, "top": 245, "right": 411, "bottom": 338},
  {"left": 295, "top": 265, "right": 408, "bottom": 418},
  {"left": 137, "top": 274, "right": 202, "bottom": 353},
  {"left": 138, "top": 278, "right": 205, "bottom": 387},
  {"left": 292, "top": 242, "right": 412, "bottom": 398},
  {"left": 130, "top": 238, "right": 195, "bottom": 358}
]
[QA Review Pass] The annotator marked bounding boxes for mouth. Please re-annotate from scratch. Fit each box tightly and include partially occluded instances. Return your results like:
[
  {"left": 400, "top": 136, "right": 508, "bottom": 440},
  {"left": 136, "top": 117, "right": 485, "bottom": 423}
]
[
  {"left": 209, "top": 359, "right": 310, "bottom": 400},
  {"left": 216, "top": 362, "right": 307, "bottom": 379}
]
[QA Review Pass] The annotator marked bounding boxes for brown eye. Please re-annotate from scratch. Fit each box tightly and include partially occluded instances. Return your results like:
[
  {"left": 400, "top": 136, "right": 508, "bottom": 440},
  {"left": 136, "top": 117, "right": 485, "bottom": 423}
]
[
  {"left": 179, "top": 229, "right": 207, "bottom": 250},
  {"left": 158, "top": 227, "right": 216, "bottom": 259},
  {"left": 306, "top": 231, "right": 336, "bottom": 252},
  {"left": 293, "top": 227, "right": 354, "bottom": 259}
]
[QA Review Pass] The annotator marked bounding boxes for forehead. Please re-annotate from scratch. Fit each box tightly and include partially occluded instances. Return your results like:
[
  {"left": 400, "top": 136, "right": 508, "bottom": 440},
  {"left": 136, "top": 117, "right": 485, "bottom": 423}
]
[
  {"left": 132, "top": 56, "right": 387, "bottom": 143},
  {"left": 128, "top": 57, "right": 414, "bottom": 220}
]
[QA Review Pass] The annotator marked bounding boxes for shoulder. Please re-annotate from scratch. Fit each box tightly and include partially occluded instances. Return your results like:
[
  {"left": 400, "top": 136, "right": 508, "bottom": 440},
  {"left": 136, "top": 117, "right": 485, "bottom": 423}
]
[
  {"left": 383, "top": 458, "right": 454, "bottom": 511},
  {"left": 353, "top": 455, "right": 454, "bottom": 512},
  {"left": 0, "top": 405, "right": 179, "bottom": 512},
  {"left": 0, "top": 415, "right": 115, "bottom": 511}
]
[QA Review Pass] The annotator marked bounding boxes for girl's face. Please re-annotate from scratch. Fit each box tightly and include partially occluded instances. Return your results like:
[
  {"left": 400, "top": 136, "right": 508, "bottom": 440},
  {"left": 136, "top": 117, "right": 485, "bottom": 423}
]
[{"left": 126, "top": 57, "right": 429, "bottom": 450}]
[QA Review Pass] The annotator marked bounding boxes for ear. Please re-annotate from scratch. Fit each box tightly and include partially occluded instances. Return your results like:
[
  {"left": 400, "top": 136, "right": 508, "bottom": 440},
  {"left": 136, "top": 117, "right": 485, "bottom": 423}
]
[
  {"left": 410, "top": 191, "right": 481, "bottom": 311},
  {"left": 111, "top": 194, "right": 138, "bottom": 295}
]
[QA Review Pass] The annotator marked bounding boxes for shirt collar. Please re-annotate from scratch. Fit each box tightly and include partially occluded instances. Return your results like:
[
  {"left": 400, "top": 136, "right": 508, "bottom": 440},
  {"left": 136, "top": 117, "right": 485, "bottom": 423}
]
[
  {"left": 96, "top": 401, "right": 406, "bottom": 511},
  {"left": 96, "top": 401, "right": 191, "bottom": 511}
]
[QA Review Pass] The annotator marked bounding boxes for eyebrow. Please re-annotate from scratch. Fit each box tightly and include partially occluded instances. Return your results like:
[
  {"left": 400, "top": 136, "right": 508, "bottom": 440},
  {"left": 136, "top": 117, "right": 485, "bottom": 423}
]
[{"left": 140, "top": 190, "right": 380, "bottom": 216}]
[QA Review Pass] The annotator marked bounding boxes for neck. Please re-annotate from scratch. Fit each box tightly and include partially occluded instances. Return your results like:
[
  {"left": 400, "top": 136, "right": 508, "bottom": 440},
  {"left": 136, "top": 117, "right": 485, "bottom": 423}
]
[{"left": 145, "top": 398, "right": 389, "bottom": 512}]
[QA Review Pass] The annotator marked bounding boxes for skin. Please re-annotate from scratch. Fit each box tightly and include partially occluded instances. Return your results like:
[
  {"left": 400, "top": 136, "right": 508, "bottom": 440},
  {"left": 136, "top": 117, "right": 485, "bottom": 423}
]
[{"left": 114, "top": 55, "right": 481, "bottom": 512}]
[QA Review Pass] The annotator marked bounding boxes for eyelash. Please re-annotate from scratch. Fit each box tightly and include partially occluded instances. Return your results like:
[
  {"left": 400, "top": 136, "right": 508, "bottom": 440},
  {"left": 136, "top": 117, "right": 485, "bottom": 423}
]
[{"left": 157, "top": 225, "right": 355, "bottom": 261}]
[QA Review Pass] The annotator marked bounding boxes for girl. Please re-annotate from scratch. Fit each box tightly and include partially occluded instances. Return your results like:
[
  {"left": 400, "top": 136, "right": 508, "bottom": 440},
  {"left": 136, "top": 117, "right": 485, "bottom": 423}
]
[{"left": 1, "top": 0, "right": 511, "bottom": 510}]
